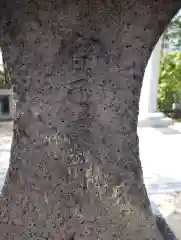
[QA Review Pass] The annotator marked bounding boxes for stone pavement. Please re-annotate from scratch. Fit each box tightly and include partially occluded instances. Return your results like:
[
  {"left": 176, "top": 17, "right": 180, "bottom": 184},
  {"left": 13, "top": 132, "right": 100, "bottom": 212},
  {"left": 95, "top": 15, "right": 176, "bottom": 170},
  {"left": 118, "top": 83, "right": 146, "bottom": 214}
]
[
  {"left": 139, "top": 122, "right": 181, "bottom": 240},
  {"left": 139, "top": 125, "right": 181, "bottom": 195},
  {"left": 1, "top": 121, "right": 181, "bottom": 238}
]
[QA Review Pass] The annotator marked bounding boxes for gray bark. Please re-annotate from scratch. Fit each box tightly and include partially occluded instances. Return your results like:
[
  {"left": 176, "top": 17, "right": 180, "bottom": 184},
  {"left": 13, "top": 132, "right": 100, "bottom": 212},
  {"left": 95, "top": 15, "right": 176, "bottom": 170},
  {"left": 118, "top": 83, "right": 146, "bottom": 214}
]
[{"left": 0, "top": 1, "right": 181, "bottom": 239}]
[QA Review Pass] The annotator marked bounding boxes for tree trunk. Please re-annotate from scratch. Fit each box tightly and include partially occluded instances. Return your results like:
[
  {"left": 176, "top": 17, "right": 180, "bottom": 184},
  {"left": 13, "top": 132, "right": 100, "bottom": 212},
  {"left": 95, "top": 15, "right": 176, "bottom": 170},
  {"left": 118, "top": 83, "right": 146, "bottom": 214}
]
[{"left": 0, "top": 1, "right": 180, "bottom": 239}]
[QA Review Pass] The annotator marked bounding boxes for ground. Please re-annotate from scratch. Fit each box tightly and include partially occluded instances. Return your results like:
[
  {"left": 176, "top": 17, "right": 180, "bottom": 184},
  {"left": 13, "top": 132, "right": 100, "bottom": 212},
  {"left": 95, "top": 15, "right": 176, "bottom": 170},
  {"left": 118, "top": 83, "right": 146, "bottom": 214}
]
[
  {"left": 139, "top": 122, "right": 181, "bottom": 240},
  {"left": 1, "top": 121, "right": 181, "bottom": 239}
]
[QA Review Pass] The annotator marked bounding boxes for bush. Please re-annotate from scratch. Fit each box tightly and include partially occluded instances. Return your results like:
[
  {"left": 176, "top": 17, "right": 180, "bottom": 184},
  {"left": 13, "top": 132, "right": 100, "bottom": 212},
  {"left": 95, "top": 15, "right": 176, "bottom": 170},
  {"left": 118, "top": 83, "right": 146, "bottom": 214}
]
[
  {"left": 0, "top": 63, "right": 11, "bottom": 88},
  {"left": 158, "top": 51, "right": 181, "bottom": 112}
]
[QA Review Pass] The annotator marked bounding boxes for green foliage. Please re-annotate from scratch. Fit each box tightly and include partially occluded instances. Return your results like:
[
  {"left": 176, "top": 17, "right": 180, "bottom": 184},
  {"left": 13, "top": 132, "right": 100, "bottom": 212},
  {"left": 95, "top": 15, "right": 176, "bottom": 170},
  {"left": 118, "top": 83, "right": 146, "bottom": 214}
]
[
  {"left": 163, "top": 15, "right": 181, "bottom": 50},
  {"left": 158, "top": 51, "right": 181, "bottom": 111},
  {"left": 0, "top": 63, "right": 11, "bottom": 88},
  {"left": 158, "top": 12, "right": 181, "bottom": 112}
]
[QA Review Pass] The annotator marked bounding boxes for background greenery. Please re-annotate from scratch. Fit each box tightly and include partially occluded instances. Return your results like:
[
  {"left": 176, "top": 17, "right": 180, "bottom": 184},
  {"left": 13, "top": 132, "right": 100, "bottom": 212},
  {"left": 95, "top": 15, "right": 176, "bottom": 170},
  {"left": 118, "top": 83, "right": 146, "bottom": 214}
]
[
  {"left": 0, "top": 63, "right": 11, "bottom": 88},
  {"left": 158, "top": 15, "right": 181, "bottom": 113},
  {"left": 158, "top": 51, "right": 181, "bottom": 111}
]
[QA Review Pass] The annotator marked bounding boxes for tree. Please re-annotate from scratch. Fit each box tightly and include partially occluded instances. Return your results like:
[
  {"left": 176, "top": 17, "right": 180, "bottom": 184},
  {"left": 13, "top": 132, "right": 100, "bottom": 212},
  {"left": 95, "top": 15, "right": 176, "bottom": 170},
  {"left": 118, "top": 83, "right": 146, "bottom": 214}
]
[
  {"left": 158, "top": 51, "right": 181, "bottom": 112},
  {"left": 0, "top": 63, "right": 11, "bottom": 87},
  {"left": 163, "top": 14, "right": 181, "bottom": 50},
  {"left": 0, "top": 1, "right": 180, "bottom": 240},
  {"left": 158, "top": 13, "right": 181, "bottom": 114}
]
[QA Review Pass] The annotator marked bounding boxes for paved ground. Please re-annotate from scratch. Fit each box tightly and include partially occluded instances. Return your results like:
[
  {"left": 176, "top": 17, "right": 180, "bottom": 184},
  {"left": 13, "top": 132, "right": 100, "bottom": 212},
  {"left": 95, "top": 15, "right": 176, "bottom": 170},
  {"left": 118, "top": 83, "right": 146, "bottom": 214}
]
[
  {"left": 0, "top": 121, "right": 12, "bottom": 191},
  {"left": 139, "top": 123, "right": 181, "bottom": 239},
  {"left": 139, "top": 125, "right": 181, "bottom": 194},
  {"left": 1, "top": 121, "right": 181, "bottom": 238}
]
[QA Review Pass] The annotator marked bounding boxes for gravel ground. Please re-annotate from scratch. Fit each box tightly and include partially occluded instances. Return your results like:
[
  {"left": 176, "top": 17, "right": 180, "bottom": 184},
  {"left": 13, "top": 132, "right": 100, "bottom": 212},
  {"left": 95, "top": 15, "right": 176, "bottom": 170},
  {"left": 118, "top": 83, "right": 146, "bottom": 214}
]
[{"left": 0, "top": 121, "right": 181, "bottom": 239}]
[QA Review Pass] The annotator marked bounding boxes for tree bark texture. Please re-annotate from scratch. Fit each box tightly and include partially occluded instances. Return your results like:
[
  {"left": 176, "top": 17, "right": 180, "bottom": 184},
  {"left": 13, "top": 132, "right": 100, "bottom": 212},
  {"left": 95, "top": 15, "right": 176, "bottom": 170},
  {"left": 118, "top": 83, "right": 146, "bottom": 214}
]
[{"left": 0, "top": 1, "right": 181, "bottom": 239}]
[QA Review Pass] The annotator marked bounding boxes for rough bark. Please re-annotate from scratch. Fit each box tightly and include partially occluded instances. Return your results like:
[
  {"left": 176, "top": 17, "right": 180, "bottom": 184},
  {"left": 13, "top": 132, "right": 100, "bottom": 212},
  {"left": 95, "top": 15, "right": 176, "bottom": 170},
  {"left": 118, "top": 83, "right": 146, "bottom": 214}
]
[{"left": 0, "top": 1, "right": 180, "bottom": 239}]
